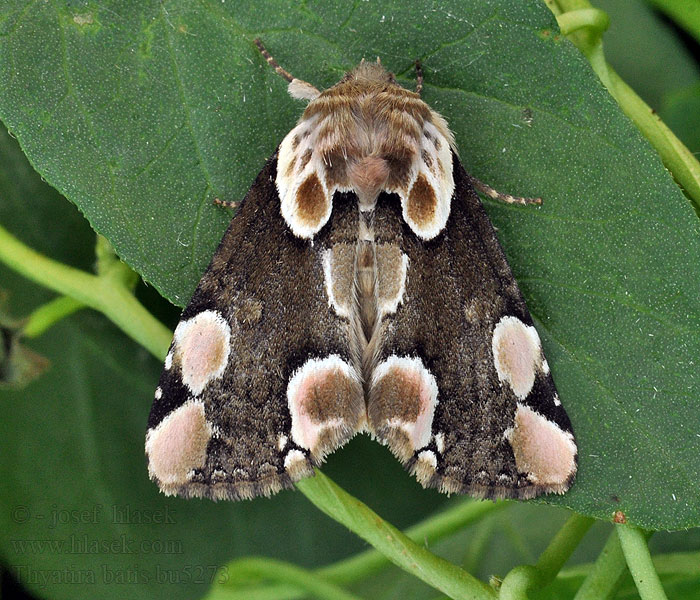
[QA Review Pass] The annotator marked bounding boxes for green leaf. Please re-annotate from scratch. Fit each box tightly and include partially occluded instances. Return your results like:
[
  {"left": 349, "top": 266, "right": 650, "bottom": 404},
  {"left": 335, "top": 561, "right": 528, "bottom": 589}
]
[{"left": 1, "top": 1, "right": 699, "bottom": 531}]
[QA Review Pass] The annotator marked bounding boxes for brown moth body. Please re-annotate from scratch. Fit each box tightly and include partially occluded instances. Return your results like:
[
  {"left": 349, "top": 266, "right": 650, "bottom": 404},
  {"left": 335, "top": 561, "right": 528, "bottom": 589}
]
[{"left": 145, "top": 45, "right": 577, "bottom": 501}]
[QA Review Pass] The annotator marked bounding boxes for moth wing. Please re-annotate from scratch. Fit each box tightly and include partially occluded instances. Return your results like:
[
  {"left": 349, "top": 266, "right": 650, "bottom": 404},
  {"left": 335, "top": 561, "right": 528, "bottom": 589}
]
[
  {"left": 367, "top": 154, "right": 577, "bottom": 499},
  {"left": 145, "top": 156, "right": 365, "bottom": 500}
]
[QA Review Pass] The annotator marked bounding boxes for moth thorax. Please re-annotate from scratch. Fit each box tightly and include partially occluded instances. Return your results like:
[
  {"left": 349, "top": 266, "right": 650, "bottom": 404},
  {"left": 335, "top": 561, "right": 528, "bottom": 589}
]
[{"left": 348, "top": 156, "right": 390, "bottom": 210}]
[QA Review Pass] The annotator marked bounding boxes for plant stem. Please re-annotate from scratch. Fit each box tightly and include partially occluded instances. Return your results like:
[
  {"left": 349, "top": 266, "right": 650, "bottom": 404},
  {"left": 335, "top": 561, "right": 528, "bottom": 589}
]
[
  {"left": 560, "top": 550, "right": 700, "bottom": 582},
  {"left": 556, "top": 8, "right": 609, "bottom": 36},
  {"left": 617, "top": 525, "right": 668, "bottom": 600},
  {"left": 572, "top": 529, "right": 627, "bottom": 600},
  {"left": 537, "top": 513, "right": 595, "bottom": 582},
  {"left": 213, "top": 558, "right": 361, "bottom": 600},
  {"left": 323, "top": 497, "right": 506, "bottom": 584},
  {"left": 212, "top": 498, "right": 507, "bottom": 600},
  {"left": 0, "top": 224, "right": 171, "bottom": 360},
  {"left": 297, "top": 470, "right": 497, "bottom": 599},
  {"left": 22, "top": 296, "right": 85, "bottom": 338},
  {"left": 499, "top": 513, "right": 594, "bottom": 599}
]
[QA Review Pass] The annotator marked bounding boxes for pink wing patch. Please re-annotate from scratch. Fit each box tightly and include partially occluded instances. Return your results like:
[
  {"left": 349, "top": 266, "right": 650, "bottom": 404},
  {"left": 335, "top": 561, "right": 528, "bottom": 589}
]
[
  {"left": 172, "top": 310, "right": 231, "bottom": 396},
  {"left": 505, "top": 404, "right": 577, "bottom": 488},
  {"left": 145, "top": 400, "right": 213, "bottom": 490}
]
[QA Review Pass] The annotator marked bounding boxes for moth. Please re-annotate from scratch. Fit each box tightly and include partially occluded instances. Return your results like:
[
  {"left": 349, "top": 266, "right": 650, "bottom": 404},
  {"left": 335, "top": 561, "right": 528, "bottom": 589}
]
[{"left": 145, "top": 41, "right": 577, "bottom": 501}]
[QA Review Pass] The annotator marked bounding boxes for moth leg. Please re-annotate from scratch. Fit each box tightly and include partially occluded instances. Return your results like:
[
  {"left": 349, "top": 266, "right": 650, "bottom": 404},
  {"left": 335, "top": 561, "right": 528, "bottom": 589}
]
[
  {"left": 254, "top": 38, "right": 321, "bottom": 100},
  {"left": 414, "top": 60, "right": 423, "bottom": 96},
  {"left": 213, "top": 198, "right": 239, "bottom": 209},
  {"left": 469, "top": 176, "right": 542, "bottom": 206}
]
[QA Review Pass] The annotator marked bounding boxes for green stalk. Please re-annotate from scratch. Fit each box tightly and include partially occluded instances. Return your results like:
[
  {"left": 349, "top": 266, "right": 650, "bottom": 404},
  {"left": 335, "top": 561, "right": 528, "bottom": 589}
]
[
  {"left": 617, "top": 525, "right": 668, "bottom": 600},
  {"left": 556, "top": 8, "right": 609, "bottom": 36},
  {"left": 572, "top": 529, "right": 627, "bottom": 600},
  {"left": 499, "top": 513, "right": 594, "bottom": 599},
  {"left": 22, "top": 296, "right": 85, "bottom": 338},
  {"left": 210, "top": 558, "right": 360, "bottom": 600},
  {"left": 0, "top": 224, "right": 171, "bottom": 360},
  {"left": 297, "top": 470, "right": 497, "bottom": 599}
]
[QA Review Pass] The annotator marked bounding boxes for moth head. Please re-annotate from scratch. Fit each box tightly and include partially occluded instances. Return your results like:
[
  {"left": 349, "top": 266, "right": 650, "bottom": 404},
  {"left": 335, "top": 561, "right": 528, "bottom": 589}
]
[
  {"left": 288, "top": 58, "right": 400, "bottom": 102},
  {"left": 340, "top": 60, "right": 397, "bottom": 86}
]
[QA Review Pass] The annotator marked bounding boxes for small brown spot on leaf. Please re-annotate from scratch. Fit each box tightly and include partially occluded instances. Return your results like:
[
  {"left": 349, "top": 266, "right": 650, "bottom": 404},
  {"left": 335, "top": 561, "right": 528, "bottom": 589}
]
[{"left": 613, "top": 510, "right": 627, "bottom": 524}]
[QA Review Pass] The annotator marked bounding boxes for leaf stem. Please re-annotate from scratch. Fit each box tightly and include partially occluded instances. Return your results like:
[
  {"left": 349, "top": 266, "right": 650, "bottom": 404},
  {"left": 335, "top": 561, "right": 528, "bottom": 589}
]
[
  {"left": 216, "top": 557, "right": 361, "bottom": 600},
  {"left": 323, "top": 496, "right": 506, "bottom": 584},
  {"left": 22, "top": 296, "right": 85, "bottom": 338},
  {"left": 537, "top": 513, "right": 595, "bottom": 582},
  {"left": 297, "top": 470, "right": 497, "bottom": 599},
  {"left": 560, "top": 550, "right": 700, "bottom": 583},
  {"left": 499, "top": 513, "right": 594, "bottom": 599},
  {"left": 0, "top": 223, "right": 171, "bottom": 360},
  {"left": 572, "top": 529, "right": 627, "bottom": 600},
  {"left": 617, "top": 525, "right": 668, "bottom": 600},
  {"left": 556, "top": 8, "right": 609, "bottom": 36}
]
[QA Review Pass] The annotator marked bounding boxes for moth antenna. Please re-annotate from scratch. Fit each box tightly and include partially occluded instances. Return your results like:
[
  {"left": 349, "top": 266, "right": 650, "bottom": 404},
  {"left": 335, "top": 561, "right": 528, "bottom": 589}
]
[
  {"left": 469, "top": 176, "right": 542, "bottom": 206},
  {"left": 213, "top": 198, "right": 239, "bottom": 209},
  {"left": 414, "top": 59, "right": 423, "bottom": 96},
  {"left": 254, "top": 38, "right": 294, "bottom": 82},
  {"left": 254, "top": 38, "right": 321, "bottom": 100}
]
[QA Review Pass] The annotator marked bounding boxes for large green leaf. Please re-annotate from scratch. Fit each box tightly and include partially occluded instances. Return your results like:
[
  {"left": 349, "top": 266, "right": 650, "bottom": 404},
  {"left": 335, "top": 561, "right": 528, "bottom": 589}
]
[{"left": 1, "top": 1, "right": 699, "bottom": 531}]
